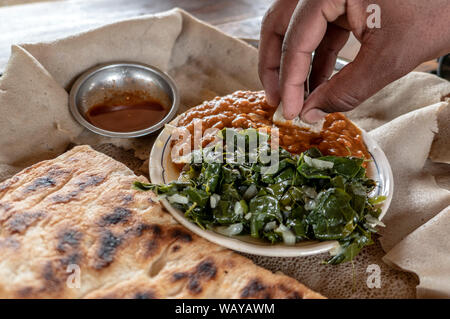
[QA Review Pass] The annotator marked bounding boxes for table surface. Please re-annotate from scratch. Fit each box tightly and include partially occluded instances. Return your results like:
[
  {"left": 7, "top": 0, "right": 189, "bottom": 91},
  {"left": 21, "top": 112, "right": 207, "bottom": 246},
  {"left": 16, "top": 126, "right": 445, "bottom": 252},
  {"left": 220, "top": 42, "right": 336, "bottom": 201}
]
[
  {"left": 0, "top": 0, "right": 272, "bottom": 71},
  {"left": 0, "top": 0, "right": 438, "bottom": 73}
]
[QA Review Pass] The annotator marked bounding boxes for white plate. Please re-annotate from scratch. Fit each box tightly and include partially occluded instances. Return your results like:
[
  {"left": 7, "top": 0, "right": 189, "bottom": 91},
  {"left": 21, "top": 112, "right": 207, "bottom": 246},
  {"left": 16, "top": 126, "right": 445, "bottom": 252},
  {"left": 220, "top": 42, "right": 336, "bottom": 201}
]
[{"left": 149, "top": 119, "right": 393, "bottom": 257}]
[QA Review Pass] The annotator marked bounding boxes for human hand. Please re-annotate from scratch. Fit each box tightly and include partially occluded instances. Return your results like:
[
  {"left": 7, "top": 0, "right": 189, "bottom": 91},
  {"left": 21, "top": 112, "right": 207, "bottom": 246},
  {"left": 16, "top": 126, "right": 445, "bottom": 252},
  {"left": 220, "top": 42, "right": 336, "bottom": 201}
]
[{"left": 258, "top": 0, "right": 450, "bottom": 122}]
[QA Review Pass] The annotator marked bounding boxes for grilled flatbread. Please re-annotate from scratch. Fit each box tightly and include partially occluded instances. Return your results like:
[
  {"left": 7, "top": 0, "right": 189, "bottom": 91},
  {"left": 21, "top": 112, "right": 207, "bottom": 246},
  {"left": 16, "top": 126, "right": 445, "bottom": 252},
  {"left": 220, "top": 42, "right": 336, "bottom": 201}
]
[{"left": 0, "top": 146, "right": 323, "bottom": 299}]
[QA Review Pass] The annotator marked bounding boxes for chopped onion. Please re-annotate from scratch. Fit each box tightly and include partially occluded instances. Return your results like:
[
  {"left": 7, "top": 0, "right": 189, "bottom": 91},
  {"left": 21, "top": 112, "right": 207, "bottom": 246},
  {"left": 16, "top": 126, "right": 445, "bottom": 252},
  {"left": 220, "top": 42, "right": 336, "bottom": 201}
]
[
  {"left": 244, "top": 213, "right": 252, "bottom": 220},
  {"left": 302, "top": 186, "right": 317, "bottom": 198},
  {"left": 365, "top": 215, "right": 386, "bottom": 227},
  {"left": 234, "top": 201, "right": 244, "bottom": 216},
  {"left": 243, "top": 184, "right": 258, "bottom": 200},
  {"left": 304, "top": 155, "right": 334, "bottom": 169},
  {"left": 329, "top": 244, "right": 344, "bottom": 256},
  {"left": 275, "top": 224, "right": 296, "bottom": 245},
  {"left": 264, "top": 221, "right": 277, "bottom": 232},
  {"left": 215, "top": 223, "right": 243, "bottom": 237},
  {"left": 304, "top": 199, "right": 316, "bottom": 211},
  {"left": 276, "top": 224, "right": 289, "bottom": 232},
  {"left": 177, "top": 174, "right": 189, "bottom": 182},
  {"left": 210, "top": 194, "right": 221, "bottom": 208},
  {"left": 282, "top": 232, "right": 296, "bottom": 245},
  {"left": 167, "top": 194, "right": 189, "bottom": 205},
  {"left": 156, "top": 194, "right": 167, "bottom": 201}
]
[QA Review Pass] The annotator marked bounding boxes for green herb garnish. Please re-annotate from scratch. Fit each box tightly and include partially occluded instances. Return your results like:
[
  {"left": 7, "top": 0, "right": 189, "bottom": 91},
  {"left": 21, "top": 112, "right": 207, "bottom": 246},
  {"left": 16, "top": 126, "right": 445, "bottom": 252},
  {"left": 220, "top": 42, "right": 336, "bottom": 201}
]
[{"left": 135, "top": 128, "right": 385, "bottom": 264}]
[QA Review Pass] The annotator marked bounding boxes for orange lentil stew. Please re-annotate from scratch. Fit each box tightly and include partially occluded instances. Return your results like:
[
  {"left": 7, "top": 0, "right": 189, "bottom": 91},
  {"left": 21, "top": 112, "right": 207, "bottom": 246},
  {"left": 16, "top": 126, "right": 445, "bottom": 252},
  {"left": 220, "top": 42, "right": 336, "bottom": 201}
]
[{"left": 174, "top": 90, "right": 370, "bottom": 160}]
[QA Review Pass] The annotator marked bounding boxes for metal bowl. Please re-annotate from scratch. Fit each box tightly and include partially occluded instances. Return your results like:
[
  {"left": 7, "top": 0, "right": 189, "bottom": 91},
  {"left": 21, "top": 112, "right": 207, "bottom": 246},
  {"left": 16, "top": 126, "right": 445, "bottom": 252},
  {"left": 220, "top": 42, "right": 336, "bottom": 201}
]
[{"left": 69, "top": 62, "right": 179, "bottom": 138}]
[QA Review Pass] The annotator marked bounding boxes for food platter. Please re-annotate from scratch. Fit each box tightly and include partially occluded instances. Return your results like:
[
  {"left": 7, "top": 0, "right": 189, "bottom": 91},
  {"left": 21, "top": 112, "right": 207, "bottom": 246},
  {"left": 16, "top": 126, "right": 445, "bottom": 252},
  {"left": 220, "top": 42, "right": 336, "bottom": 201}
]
[
  {"left": 149, "top": 110, "right": 394, "bottom": 258},
  {"left": 2, "top": 3, "right": 450, "bottom": 299}
]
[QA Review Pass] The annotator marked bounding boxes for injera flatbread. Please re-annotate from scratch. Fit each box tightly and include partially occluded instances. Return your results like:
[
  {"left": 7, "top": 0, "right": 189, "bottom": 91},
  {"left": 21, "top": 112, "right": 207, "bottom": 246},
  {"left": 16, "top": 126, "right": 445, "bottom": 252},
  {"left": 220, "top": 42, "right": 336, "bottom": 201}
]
[
  {"left": 383, "top": 206, "right": 450, "bottom": 299},
  {"left": 0, "top": 145, "right": 323, "bottom": 299},
  {"left": 272, "top": 103, "right": 325, "bottom": 133}
]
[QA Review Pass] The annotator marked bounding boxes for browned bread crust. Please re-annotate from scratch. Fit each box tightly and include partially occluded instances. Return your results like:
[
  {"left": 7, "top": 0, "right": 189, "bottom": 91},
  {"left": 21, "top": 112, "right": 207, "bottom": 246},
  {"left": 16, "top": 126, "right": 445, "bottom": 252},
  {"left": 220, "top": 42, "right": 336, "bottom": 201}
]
[{"left": 0, "top": 146, "right": 324, "bottom": 299}]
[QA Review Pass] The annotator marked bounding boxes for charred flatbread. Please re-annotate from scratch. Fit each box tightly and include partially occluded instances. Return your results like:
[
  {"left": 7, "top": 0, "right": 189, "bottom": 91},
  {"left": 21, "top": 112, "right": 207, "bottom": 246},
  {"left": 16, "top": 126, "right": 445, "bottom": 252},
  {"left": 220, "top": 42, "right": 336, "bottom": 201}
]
[{"left": 0, "top": 145, "right": 323, "bottom": 299}]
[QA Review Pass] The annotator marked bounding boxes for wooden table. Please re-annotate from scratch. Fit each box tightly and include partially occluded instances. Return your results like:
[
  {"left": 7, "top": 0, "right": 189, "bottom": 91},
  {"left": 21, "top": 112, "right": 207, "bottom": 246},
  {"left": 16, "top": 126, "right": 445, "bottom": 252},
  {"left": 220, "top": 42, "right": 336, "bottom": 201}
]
[
  {"left": 0, "top": 0, "right": 273, "bottom": 71},
  {"left": 0, "top": 0, "right": 438, "bottom": 73}
]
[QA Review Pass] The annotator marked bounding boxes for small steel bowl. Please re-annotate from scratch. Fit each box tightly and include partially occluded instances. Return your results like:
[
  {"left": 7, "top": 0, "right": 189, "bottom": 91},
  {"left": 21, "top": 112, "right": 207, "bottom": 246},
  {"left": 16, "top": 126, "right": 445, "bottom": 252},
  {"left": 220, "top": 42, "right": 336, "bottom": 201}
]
[{"left": 69, "top": 62, "right": 179, "bottom": 138}]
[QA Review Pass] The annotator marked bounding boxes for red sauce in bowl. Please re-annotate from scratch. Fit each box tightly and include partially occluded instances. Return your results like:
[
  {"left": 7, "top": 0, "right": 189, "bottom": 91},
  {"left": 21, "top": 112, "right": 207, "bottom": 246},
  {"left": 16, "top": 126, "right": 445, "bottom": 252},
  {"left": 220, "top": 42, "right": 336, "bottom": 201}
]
[{"left": 85, "top": 91, "right": 168, "bottom": 132}]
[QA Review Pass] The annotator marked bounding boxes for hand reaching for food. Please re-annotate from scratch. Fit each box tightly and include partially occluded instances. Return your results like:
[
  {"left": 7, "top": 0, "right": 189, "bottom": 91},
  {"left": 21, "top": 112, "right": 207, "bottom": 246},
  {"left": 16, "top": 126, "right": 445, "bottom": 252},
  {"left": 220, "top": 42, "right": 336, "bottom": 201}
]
[{"left": 258, "top": 0, "right": 450, "bottom": 123}]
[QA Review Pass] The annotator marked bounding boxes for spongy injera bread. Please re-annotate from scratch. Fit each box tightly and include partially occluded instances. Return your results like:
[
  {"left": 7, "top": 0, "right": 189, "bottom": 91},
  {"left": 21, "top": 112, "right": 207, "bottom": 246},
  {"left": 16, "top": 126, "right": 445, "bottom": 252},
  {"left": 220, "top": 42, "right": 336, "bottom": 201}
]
[{"left": 0, "top": 145, "right": 323, "bottom": 299}]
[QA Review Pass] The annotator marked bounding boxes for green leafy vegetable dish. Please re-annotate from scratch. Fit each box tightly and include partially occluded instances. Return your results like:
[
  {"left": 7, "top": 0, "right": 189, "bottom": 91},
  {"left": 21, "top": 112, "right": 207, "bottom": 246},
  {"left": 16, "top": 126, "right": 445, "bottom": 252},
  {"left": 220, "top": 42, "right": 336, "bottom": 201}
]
[{"left": 135, "top": 128, "right": 385, "bottom": 264}]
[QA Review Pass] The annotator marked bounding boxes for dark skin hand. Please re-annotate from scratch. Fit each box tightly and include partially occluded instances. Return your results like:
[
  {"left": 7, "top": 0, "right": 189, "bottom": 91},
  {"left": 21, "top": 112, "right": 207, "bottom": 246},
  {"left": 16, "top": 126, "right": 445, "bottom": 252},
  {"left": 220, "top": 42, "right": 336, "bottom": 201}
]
[{"left": 259, "top": 0, "right": 450, "bottom": 122}]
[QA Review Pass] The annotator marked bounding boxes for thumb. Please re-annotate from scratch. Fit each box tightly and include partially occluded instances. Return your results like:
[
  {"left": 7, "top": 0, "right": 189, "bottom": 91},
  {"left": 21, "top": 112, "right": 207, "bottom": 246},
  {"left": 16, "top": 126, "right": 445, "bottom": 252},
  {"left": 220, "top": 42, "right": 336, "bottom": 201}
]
[{"left": 301, "top": 45, "right": 409, "bottom": 123}]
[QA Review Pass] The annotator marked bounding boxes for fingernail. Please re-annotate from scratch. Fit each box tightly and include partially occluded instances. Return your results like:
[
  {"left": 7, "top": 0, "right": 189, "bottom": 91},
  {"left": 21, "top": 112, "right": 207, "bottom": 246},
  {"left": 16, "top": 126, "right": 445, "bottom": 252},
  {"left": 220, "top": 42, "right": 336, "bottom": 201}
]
[
  {"left": 302, "top": 109, "right": 327, "bottom": 124},
  {"left": 282, "top": 108, "right": 297, "bottom": 120}
]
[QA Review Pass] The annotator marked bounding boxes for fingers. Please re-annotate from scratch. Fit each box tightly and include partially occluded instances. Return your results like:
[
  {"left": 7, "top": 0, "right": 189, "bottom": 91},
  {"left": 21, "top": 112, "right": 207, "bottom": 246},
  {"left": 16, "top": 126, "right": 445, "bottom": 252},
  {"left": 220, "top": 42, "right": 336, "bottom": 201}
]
[
  {"left": 301, "top": 45, "right": 410, "bottom": 123},
  {"left": 309, "top": 24, "right": 350, "bottom": 91},
  {"left": 279, "top": 0, "right": 347, "bottom": 119},
  {"left": 258, "top": 29, "right": 283, "bottom": 107},
  {"left": 258, "top": 0, "right": 299, "bottom": 107}
]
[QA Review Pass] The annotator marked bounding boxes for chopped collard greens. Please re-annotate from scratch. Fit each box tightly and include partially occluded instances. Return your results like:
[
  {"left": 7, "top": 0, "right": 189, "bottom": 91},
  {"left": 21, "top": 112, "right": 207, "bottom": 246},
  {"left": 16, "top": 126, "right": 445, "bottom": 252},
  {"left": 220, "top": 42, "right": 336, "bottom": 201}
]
[{"left": 135, "top": 128, "right": 385, "bottom": 264}]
